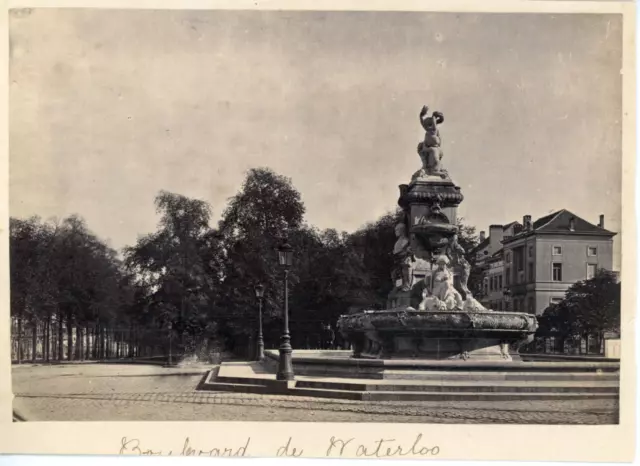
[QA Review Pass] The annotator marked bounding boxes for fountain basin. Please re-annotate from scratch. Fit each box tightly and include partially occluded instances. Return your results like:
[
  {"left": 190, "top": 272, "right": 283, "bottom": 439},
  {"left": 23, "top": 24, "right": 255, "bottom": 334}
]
[{"left": 338, "top": 309, "right": 538, "bottom": 362}]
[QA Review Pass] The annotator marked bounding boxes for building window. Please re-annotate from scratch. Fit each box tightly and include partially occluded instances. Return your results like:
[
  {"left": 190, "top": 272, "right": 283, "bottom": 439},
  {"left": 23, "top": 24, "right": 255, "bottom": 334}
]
[
  {"left": 587, "top": 264, "right": 597, "bottom": 280},
  {"left": 528, "top": 262, "right": 534, "bottom": 282},
  {"left": 505, "top": 267, "right": 511, "bottom": 286},
  {"left": 528, "top": 246, "right": 533, "bottom": 258},
  {"left": 552, "top": 246, "right": 562, "bottom": 255},
  {"left": 552, "top": 263, "right": 563, "bottom": 281},
  {"left": 516, "top": 248, "right": 524, "bottom": 272},
  {"left": 498, "top": 275, "right": 503, "bottom": 289},
  {"left": 588, "top": 246, "right": 597, "bottom": 256},
  {"left": 505, "top": 252, "right": 511, "bottom": 263}
]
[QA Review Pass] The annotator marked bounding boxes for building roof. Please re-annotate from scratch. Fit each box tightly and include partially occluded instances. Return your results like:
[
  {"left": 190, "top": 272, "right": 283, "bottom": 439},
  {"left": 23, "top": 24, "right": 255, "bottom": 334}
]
[
  {"left": 470, "top": 237, "right": 490, "bottom": 255},
  {"left": 502, "top": 221, "right": 520, "bottom": 231},
  {"left": 503, "top": 209, "right": 616, "bottom": 244},
  {"left": 469, "top": 221, "right": 517, "bottom": 256}
]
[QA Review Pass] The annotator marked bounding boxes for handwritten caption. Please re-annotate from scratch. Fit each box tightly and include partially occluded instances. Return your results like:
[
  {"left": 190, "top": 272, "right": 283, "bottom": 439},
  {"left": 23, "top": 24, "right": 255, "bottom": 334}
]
[{"left": 119, "top": 433, "right": 440, "bottom": 458}]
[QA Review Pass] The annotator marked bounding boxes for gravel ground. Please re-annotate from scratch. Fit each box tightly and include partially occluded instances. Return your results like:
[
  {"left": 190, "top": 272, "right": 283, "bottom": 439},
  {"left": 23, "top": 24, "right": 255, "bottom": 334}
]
[{"left": 12, "top": 363, "right": 619, "bottom": 424}]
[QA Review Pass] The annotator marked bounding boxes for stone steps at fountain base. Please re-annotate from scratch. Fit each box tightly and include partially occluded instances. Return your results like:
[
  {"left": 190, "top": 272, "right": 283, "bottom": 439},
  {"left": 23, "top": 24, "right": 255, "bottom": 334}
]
[
  {"left": 293, "top": 379, "right": 619, "bottom": 394},
  {"left": 381, "top": 370, "right": 619, "bottom": 382},
  {"left": 198, "top": 381, "right": 270, "bottom": 394},
  {"left": 197, "top": 362, "right": 620, "bottom": 401},
  {"left": 215, "top": 375, "right": 618, "bottom": 393},
  {"left": 290, "top": 388, "right": 618, "bottom": 402}
]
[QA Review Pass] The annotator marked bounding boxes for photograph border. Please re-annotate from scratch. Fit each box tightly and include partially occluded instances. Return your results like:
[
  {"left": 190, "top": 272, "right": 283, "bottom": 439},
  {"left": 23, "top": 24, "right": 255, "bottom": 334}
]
[{"left": 0, "top": 0, "right": 636, "bottom": 461}]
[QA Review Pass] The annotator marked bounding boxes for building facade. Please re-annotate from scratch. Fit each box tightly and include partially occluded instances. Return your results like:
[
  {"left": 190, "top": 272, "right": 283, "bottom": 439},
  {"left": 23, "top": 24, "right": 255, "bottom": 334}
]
[
  {"left": 472, "top": 222, "right": 521, "bottom": 311},
  {"left": 473, "top": 210, "right": 616, "bottom": 315}
]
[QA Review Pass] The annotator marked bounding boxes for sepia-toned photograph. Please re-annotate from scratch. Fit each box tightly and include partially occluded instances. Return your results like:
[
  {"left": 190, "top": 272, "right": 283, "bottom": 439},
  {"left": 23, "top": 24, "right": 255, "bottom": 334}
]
[{"left": 8, "top": 6, "right": 627, "bottom": 432}]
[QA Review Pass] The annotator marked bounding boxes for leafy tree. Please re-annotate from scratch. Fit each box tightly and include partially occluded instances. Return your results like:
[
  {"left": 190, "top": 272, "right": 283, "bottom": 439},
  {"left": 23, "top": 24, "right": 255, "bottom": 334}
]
[
  {"left": 216, "top": 168, "right": 306, "bottom": 350},
  {"left": 536, "top": 269, "right": 620, "bottom": 353},
  {"left": 564, "top": 269, "right": 621, "bottom": 351},
  {"left": 456, "top": 218, "right": 480, "bottom": 253},
  {"left": 10, "top": 215, "right": 128, "bottom": 361},
  {"left": 536, "top": 301, "right": 580, "bottom": 353},
  {"left": 289, "top": 227, "right": 374, "bottom": 346},
  {"left": 455, "top": 218, "right": 485, "bottom": 299},
  {"left": 347, "top": 210, "right": 400, "bottom": 309},
  {"left": 124, "top": 191, "right": 218, "bottom": 351},
  {"left": 10, "top": 217, "right": 57, "bottom": 362}
]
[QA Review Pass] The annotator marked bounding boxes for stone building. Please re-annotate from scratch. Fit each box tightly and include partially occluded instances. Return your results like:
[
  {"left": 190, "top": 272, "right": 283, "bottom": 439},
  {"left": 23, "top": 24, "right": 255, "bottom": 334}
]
[
  {"left": 471, "top": 221, "right": 521, "bottom": 311},
  {"left": 472, "top": 210, "right": 616, "bottom": 315}
]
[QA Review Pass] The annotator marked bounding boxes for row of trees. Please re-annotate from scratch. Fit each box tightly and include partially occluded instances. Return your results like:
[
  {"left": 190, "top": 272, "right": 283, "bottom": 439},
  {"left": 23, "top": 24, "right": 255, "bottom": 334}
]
[
  {"left": 536, "top": 270, "right": 621, "bottom": 354},
  {"left": 10, "top": 215, "right": 134, "bottom": 362},
  {"left": 12, "top": 167, "right": 482, "bottom": 362}
]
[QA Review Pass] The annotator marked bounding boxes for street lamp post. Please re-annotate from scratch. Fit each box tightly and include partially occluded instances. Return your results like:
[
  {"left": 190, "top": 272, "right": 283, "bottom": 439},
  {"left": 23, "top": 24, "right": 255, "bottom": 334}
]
[
  {"left": 254, "top": 284, "right": 265, "bottom": 361},
  {"left": 276, "top": 238, "right": 295, "bottom": 381}
]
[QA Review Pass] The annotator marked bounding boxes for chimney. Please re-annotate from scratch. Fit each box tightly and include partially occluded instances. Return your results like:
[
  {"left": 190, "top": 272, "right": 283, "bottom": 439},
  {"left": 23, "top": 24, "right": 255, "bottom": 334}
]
[
  {"left": 523, "top": 215, "right": 532, "bottom": 231},
  {"left": 479, "top": 231, "right": 486, "bottom": 242},
  {"left": 569, "top": 217, "right": 576, "bottom": 231},
  {"left": 598, "top": 214, "right": 605, "bottom": 228}
]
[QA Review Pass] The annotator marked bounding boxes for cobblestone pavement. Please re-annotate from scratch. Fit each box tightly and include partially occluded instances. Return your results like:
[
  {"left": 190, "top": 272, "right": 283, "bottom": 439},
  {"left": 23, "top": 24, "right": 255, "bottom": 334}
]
[{"left": 12, "top": 364, "right": 619, "bottom": 424}]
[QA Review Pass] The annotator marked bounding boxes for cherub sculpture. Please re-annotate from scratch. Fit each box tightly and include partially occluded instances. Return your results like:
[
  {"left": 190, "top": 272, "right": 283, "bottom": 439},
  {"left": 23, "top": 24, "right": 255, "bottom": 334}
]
[{"left": 415, "top": 105, "right": 446, "bottom": 178}]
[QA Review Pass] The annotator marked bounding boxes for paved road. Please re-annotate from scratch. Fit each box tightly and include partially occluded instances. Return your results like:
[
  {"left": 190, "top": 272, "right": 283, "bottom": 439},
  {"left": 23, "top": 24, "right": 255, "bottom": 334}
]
[{"left": 12, "top": 364, "right": 618, "bottom": 424}]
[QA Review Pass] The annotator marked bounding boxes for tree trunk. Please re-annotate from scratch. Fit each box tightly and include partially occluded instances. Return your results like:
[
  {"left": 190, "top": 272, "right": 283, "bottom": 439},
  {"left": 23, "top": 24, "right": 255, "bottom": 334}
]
[
  {"left": 51, "top": 319, "right": 56, "bottom": 361},
  {"left": 92, "top": 327, "right": 95, "bottom": 359},
  {"left": 133, "top": 327, "right": 137, "bottom": 358},
  {"left": 106, "top": 329, "right": 111, "bottom": 359},
  {"left": 84, "top": 327, "right": 90, "bottom": 360},
  {"left": 128, "top": 325, "right": 133, "bottom": 358},
  {"left": 31, "top": 319, "right": 38, "bottom": 363},
  {"left": 43, "top": 317, "right": 48, "bottom": 362},
  {"left": 585, "top": 334, "right": 590, "bottom": 355},
  {"left": 78, "top": 327, "right": 84, "bottom": 360},
  {"left": 57, "top": 314, "right": 64, "bottom": 361},
  {"left": 102, "top": 327, "right": 107, "bottom": 359},
  {"left": 97, "top": 326, "right": 102, "bottom": 359},
  {"left": 16, "top": 312, "right": 23, "bottom": 364},
  {"left": 66, "top": 312, "right": 73, "bottom": 361},
  {"left": 91, "top": 326, "right": 97, "bottom": 359},
  {"left": 46, "top": 312, "right": 52, "bottom": 362}
]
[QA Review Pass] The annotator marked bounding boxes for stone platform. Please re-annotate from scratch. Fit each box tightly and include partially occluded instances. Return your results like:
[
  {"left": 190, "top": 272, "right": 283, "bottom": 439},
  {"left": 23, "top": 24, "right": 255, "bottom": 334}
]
[{"left": 197, "top": 350, "right": 620, "bottom": 402}]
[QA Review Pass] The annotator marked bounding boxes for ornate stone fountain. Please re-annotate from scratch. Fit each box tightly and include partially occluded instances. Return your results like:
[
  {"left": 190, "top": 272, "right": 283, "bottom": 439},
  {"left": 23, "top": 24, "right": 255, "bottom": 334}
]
[{"left": 338, "top": 106, "right": 538, "bottom": 362}]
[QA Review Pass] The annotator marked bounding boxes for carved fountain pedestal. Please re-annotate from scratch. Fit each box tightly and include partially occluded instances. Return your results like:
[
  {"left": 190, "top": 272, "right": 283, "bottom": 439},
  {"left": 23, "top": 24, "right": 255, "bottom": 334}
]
[
  {"left": 338, "top": 309, "right": 537, "bottom": 361},
  {"left": 338, "top": 105, "right": 538, "bottom": 362}
]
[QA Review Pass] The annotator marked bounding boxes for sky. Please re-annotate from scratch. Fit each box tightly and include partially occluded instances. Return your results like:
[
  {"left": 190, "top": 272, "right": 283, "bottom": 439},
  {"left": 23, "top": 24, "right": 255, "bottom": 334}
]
[{"left": 9, "top": 9, "right": 623, "bottom": 269}]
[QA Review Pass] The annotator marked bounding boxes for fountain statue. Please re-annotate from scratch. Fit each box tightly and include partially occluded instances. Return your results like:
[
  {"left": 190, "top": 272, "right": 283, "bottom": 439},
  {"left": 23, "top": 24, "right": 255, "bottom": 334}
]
[
  {"left": 337, "top": 105, "right": 538, "bottom": 361},
  {"left": 391, "top": 222, "right": 414, "bottom": 292},
  {"left": 414, "top": 105, "right": 448, "bottom": 181}
]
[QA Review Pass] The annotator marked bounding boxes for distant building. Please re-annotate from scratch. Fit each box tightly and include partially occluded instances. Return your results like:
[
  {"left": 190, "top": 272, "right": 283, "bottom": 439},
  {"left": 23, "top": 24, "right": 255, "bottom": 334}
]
[
  {"left": 472, "top": 222, "right": 521, "bottom": 311},
  {"left": 472, "top": 210, "right": 616, "bottom": 315}
]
